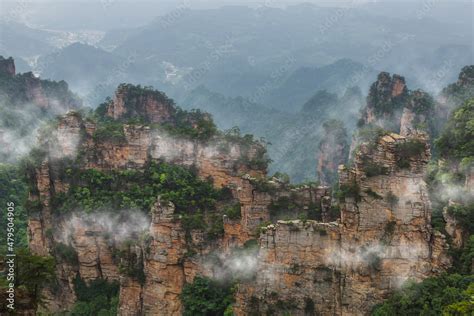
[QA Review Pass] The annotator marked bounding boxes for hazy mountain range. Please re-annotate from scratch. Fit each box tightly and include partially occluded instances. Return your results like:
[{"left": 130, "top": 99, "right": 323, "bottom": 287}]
[{"left": 0, "top": 1, "right": 472, "bottom": 180}]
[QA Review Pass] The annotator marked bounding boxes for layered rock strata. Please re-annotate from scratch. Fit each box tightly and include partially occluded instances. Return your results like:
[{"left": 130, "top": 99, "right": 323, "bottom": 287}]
[
  {"left": 234, "top": 133, "right": 450, "bottom": 316},
  {"left": 26, "top": 83, "right": 451, "bottom": 315}
]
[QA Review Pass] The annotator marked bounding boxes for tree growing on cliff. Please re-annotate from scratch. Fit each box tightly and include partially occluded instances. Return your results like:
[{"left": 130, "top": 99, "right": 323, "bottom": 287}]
[
  {"left": 436, "top": 99, "right": 474, "bottom": 161},
  {"left": 181, "top": 276, "right": 234, "bottom": 316},
  {"left": 372, "top": 274, "right": 474, "bottom": 315},
  {"left": 14, "top": 249, "right": 55, "bottom": 309}
]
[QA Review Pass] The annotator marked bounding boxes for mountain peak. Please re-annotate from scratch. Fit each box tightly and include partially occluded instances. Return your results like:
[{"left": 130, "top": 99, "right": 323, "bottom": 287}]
[
  {"left": 102, "top": 84, "right": 176, "bottom": 123},
  {"left": 0, "top": 56, "right": 16, "bottom": 77}
]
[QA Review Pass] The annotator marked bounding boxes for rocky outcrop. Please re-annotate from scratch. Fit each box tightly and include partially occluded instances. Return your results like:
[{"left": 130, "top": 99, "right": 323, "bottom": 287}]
[
  {"left": 352, "top": 73, "right": 435, "bottom": 163},
  {"left": 139, "top": 199, "right": 188, "bottom": 315},
  {"left": 317, "top": 120, "right": 348, "bottom": 185},
  {"left": 26, "top": 82, "right": 452, "bottom": 316},
  {"left": 234, "top": 220, "right": 342, "bottom": 316},
  {"left": 0, "top": 57, "right": 81, "bottom": 113},
  {"left": 106, "top": 84, "right": 175, "bottom": 123},
  {"left": 337, "top": 133, "right": 450, "bottom": 314},
  {"left": 443, "top": 204, "right": 468, "bottom": 249},
  {"left": 400, "top": 90, "right": 434, "bottom": 137},
  {"left": 28, "top": 103, "right": 334, "bottom": 314},
  {"left": 24, "top": 72, "right": 49, "bottom": 108},
  {"left": 0, "top": 56, "right": 15, "bottom": 76},
  {"left": 235, "top": 133, "right": 450, "bottom": 316},
  {"left": 362, "top": 72, "right": 408, "bottom": 129}
]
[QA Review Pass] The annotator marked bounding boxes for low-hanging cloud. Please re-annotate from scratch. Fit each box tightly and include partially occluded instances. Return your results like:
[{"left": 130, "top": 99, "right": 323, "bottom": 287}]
[{"left": 58, "top": 210, "right": 150, "bottom": 245}]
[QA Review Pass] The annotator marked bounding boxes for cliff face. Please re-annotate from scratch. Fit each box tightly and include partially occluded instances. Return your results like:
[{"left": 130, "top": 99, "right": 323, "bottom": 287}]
[
  {"left": 106, "top": 84, "right": 176, "bottom": 123},
  {"left": 0, "top": 57, "right": 82, "bottom": 162},
  {"left": 0, "top": 56, "right": 81, "bottom": 111},
  {"left": 24, "top": 73, "right": 49, "bottom": 108},
  {"left": 362, "top": 72, "right": 408, "bottom": 129},
  {"left": 26, "top": 82, "right": 451, "bottom": 315},
  {"left": 399, "top": 90, "right": 434, "bottom": 137},
  {"left": 338, "top": 134, "right": 450, "bottom": 314},
  {"left": 235, "top": 133, "right": 450, "bottom": 316},
  {"left": 28, "top": 85, "right": 332, "bottom": 315}
]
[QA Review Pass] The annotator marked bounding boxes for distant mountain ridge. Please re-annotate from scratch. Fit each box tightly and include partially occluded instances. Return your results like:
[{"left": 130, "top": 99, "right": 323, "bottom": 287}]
[{"left": 182, "top": 84, "right": 362, "bottom": 182}]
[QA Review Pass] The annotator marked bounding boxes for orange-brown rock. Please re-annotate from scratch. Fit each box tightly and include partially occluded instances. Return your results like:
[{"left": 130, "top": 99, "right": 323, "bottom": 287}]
[
  {"left": 118, "top": 278, "right": 143, "bottom": 316},
  {"left": 234, "top": 220, "right": 342, "bottom": 316},
  {"left": 106, "top": 84, "right": 175, "bottom": 123},
  {"left": 26, "top": 82, "right": 451, "bottom": 316},
  {"left": 235, "top": 133, "right": 450, "bottom": 316}
]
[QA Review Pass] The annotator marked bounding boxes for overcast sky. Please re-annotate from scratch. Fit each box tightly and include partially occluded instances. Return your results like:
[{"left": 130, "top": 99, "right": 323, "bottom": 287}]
[{"left": 0, "top": 0, "right": 471, "bottom": 31}]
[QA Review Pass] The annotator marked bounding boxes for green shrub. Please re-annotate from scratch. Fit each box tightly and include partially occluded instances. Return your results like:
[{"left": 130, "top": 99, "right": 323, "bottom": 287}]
[
  {"left": 25, "top": 199, "right": 42, "bottom": 215},
  {"left": 207, "top": 213, "right": 225, "bottom": 239},
  {"left": 395, "top": 140, "right": 425, "bottom": 169},
  {"left": 241, "top": 146, "right": 272, "bottom": 170},
  {"left": 269, "top": 196, "right": 299, "bottom": 219},
  {"left": 115, "top": 243, "right": 146, "bottom": 284},
  {"left": 367, "top": 252, "right": 382, "bottom": 271},
  {"left": 435, "top": 99, "right": 474, "bottom": 160},
  {"left": 337, "top": 181, "right": 361, "bottom": 202},
  {"left": 304, "top": 298, "right": 316, "bottom": 315},
  {"left": 223, "top": 127, "right": 271, "bottom": 170},
  {"left": 72, "top": 276, "right": 119, "bottom": 316},
  {"left": 307, "top": 203, "right": 322, "bottom": 221},
  {"left": 356, "top": 125, "right": 389, "bottom": 148},
  {"left": 93, "top": 84, "right": 220, "bottom": 142},
  {"left": 447, "top": 203, "right": 474, "bottom": 235},
  {"left": 92, "top": 121, "right": 126, "bottom": 144},
  {"left": 10, "top": 249, "right": 55, "bottom": 307},
  {"left": 272, "top": 172, "right": 290, "bottom": 184},
  {"left": 163, "top": 108, "right": 218, "bottom": 141},
  {"left": 329, "top": 204, "right": 341, "bottom": 221},
  {"left": 361, "top": 158, "right": 389, "bottom": 177},
  {"left": 181, "top": 276, "right": 234, "bottom": 316},
  {"left": 224, "top": 203, "right": 242, "bottom": 220},
  {"left": 250, "top": 177, "right": 278, "bottom": 194},
  {"left": 371, "top": 274, "right": 474, "bottom": 315},
  {"left": 385, "top": 191, "right": 399, "bottom": 208},
  {"left": 458, "top": 235, "right": 474, "bottom": 274},
  {"left": 365, "top": 188, "right": 383, "bottom": 200},
  {"left": 181, "top": 213, "right": 207, "bottom": 231},
  {"left": 54, "top": 243, "right": 79, "bottom": 265},
  {"left": 254, "top": 221, "right": 272, "bottom": 235},
  {"left": 381, "top": 221, "right": 396, "bottom": 245}
]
